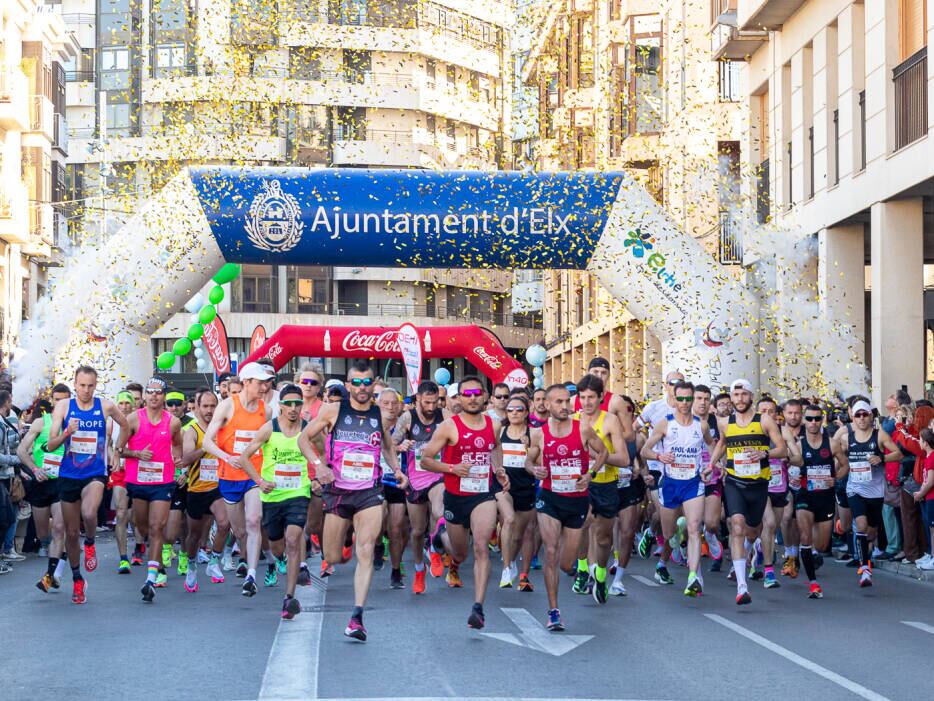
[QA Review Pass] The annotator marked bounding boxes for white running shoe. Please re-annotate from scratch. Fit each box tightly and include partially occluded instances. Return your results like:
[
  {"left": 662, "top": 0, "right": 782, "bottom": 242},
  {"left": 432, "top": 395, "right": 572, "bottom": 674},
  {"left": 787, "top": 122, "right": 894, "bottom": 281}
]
[
  {"left": 207, "top": 561, "right": 225, "bottom": 583},
  {"left": 609, "top": 580, "right": 627, "bottom": 596},
  {"left": 704, "top": 530, "right": 722, "bottom": 560},
  {"left": 499, "top": 567, "right": 514, "bottom": 588}
]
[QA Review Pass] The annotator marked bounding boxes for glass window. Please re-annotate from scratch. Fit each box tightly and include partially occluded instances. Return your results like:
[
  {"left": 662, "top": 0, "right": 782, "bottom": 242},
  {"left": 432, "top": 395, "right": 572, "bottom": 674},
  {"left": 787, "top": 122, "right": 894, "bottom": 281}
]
[
  {"left": 289, "top": 47, "right": 322, "bottom": 79},
  {"left": 232, "top": 264, "right": 279, "bottom": 313},
  {"left": 287, "top": 266, "right": 331, "bottom": 313},
  {"left": 101, "top": 46, "right": 129, "bottom": 70}
]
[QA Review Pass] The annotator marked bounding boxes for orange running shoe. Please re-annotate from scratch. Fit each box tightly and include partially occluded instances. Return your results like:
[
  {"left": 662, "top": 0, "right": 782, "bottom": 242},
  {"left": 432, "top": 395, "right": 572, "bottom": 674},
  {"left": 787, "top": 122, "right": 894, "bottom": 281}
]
[
  {"left": 83, "top": 543, "right": 98, "bottom": 572},
  {"left": 429, "top": 551, "right": 444, "bottom": 578},
  {"left": 342, "top": 544, "right": 353, "bottom": 562},
  {"left": 518, "top": 574, "right": 534, "bottom": 592},
  {"left": 72, "top": 578, "right": 87, "bottom": 604},
  {"left": 446, "top": 566, "right": 463, "bottom": 588},
  {"left": 701, "top": 542, "right": 710, "bottom": 558},
  {"left": 413, "top": 569, "right": 426, "bottom": 594},
  {"left": 320, "top": 560, "right": 334, "bottom": 577},
  {"left": 442, "top": 553, "right": 452, "bottom": 569}
]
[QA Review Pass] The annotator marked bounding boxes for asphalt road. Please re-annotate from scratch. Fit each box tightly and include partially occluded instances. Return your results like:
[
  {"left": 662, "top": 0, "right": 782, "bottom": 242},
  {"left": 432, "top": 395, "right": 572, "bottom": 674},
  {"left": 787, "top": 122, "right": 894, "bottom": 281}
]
[{"left": 2, "top": 537, "right": 932, "bottom": 701}]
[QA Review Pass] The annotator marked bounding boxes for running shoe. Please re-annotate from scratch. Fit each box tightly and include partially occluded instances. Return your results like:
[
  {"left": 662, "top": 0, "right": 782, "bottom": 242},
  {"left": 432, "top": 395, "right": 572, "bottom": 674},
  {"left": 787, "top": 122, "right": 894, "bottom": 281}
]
[
  {"left": 710, "top": 557, "right": 722, "bottom": 573},
  {"left": 276, "top": 555, "right": 288, "bottom": 575},
  {"left": 342, "top": 544, "right": 353, "bottom": 562},
  {"left": 735, "top": 587, "right": 752, "bottom": 605},
  {"left": 265, "top": 565, "right": 278, "bottom": 587},
  {"left": 72, "top": 578, "right": 87, "bottom": 604},
  {"left": 637, "top": 529, "right": 653, "bottom": 559},
  {"left": 499, "top": 567, "right": 514, "bottom": 589},
  {"left": 207, "top": 561, "right": 225, "bottom": 584},
  {"left": 671, "top": 546, "right": 686, "bottom": 567},
  {"left": 184, "top": 576, "right": 198, "bottom": 593},
  {"left": 390, "top": 569, "right": 404, "bottom": 589},
  {"left": 572, "top": 570, "right": 590, "bottom": 594},
  {"left": 155, "top": 571, "right": 168, "bottom": 588},
  {"left": 781, "top": 556, "right": 798, "bottom": 578},
  {"left": 38, "top": 544, "right": 49, "bottom": 558},
  {"left": 236, "top": 560, "right": 248, "bottom": 578},
  {"left": 858, "top": 566, "right": 873, "bottom": 588},
  {"left": 704, "top": 531, "right": 723, "bottom": 560},
  {"left": 727, "top": 568, "right": 735, "bottom": 580},
  {"left": 36, "top": 573, "right": 55, "bottom": 593},
  {"left": 161, "top": 544, "right": 173, "bottom": 569},
  {"left": 446, "top": 567, "right": 463, "bottom": 588},
  {"left": 177, "top": 551, "right": 189, "bottom": 576},
  {"left": 763, "top": 570, "right": 780, "bottom": 589},
  {"left": 609, "top": 579, "right": 627, "bottom": 596},
  {"left": 297, "top": 565, "right": 312, "bottom": 586},
  {"left": 242, "top": 575, "right": 258, "bottom": 597},
  {"left": 592, "top": 577, "right": 608, "bottom": 605},
  {"left": 654, "top": 564, "right": 673, "bottom": 585},
  {"left": 429, "top": 551, "right": 444, "bottom": 578},
  {"left": 282, "top": 595, "right": 302, "bottom": 620},
  {"left": 808, "top": 582, "right": 823, "bottom": 599},
  {"left": 118, "top": 559, "right": 131, "bottom": 574},
  {"left": 488, "top": 535, "right": 500, "bottom": 553},
  {"left": 518, "top": 573, "right": 534, "bottom": 592},
  {"left": 197, "top": 549, "right": 210, "bottom": 564},
  {"left": 344, "top": 617, "right": 367, "bottom": 641},
  {"left": 609, "top": 557, "right": 618, "bottom": 576},
  {"left": 222, "top": 553, "right": 235, "bottom": 571},
  {"left": 684, "top": 572, "right": 703, "bottom": 597},
  {"left": 320, "top": 560, "right": 334, "bottom": 578},
  {"left": 131, "top": 552, "right": 144, "bottom": 567},
  {"left": 530, "top": 554, "right": 542, "bottom": 570},
  {"left": 748, "top": 562, "right": 763, "bottom": 581},
  {"left": 2, "top": 549, "right": 25, "bottom": 561},
  {"left": 413, "top": 569, "right": 426, "bottom": 594},
  {"left": 83, "top": 543, "right": 98, "bottom": 572},
  {"left": 141, "top": 581, "right": 155, "bottom": 603},
  {"left": 546, "top": 608, "right": 564, "bottom": 632},
  {"left": 467, "top": 603, "right": 485, "bottom": 630}
]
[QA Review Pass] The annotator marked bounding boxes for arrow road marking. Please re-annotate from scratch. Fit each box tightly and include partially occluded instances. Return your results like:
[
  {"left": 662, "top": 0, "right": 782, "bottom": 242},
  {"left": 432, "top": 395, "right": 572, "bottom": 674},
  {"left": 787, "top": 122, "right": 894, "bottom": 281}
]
[
  {"left": 902, "top": 621, "right": 934, "bottom": 635},
  {"left": 481, "top": 608, "right": 593, "bottom": 656}
]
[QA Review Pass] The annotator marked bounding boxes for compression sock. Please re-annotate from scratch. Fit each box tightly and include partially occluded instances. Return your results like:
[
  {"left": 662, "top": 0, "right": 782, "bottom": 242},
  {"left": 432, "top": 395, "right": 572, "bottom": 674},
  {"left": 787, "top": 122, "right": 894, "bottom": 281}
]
[
  {"left": 800, "top": 548, "right": 816, "bottom": 581},
  {"left": 71, "top": 565, "right": 83, "bottom": 582},
  {"left": 147, "top": 561, "right": 158, "bottom": 583},
  {"left": 47, "top": 557, "right": 59, "bottom": 578},
  {"left": 83, "top": 536, "right": 95, "bottom": 547},
  {"left": 733, "top": 559, "right": 747, "bottom": 590},
  {"left": 854, "top": 532, "right": 869, "bottom": 567},
  {"left": 576, "top": 558, "right": 588, "bottom": 574},
  {"left": 594, "top": 565, "right": 607, "bottom": 583}
]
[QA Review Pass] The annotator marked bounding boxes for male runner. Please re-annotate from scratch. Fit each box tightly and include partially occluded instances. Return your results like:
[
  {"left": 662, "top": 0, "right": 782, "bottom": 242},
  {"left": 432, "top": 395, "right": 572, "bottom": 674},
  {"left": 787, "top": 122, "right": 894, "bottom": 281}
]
[
  {"left": 780, "top": 399, "right": 804, "bottom": 577},
  {"left": 791, "top": 404, "right": 849, "bottom": 597},
  {"left": 610, "top": 394, "right": 644, "bottom": 595},
  {"left": 708, "top": 379, "right": 787, "bottom": 605},
  {"left": 165, "top": 389, "right": 191, "bottom": 574},
  {"left": 529, "top": 388, "right": 548, "bottom": 428},
  {"left": 486, "top": 383, "right": 510, "bottom": 422},
  {"left": 203, "top": 362, "right": 274, "bottom": 596},
  {"left": 419, "top": 375, "right": 507, "bottom": 630},
  {"left": 125, "top": 382, "right": 144, "bottom": 408},
  {"left": 22, "top": 386, "right": 71, "bottom": 593},
  {"left": 528, "top": 384, "right": 607, "bottom": 630},
  {"left": 167, "top": 390, "right": 192, "bottom": 427},
  {"left": 46, "top": 366, "right": 128, "bottom": 604},
  {"left": 832, "top": 399, "right": 901, "bottom": 587},
  {"left": 110, "top": 390, "right": 135, "bottom": 572},
  {"left": 298, "top": 360, "right": 406, "bottom": 642},
  {"left": 116, "top": 377, "right": 184, "bottom": 602},
  {"left": 180, "top": 387, "right": 229, "bottom": 592},
  {"left": 396, "top": 380, "right": 450, "bottom": 593},
  {"left": 693, "top": 385, "right": 724, "bottom": 572},
  {"left": 574, "top": 374, "right": 629, "bottom": 603},
  {"left": 642, "top": 381, "right": 715, "bottom": 596},
  {"left": 377, "top": 388, "right": 409, "bottom": 589},
  {"left": 756, "top": 397, "right": 788, "bottom": 588},
  {"left": 240, "top": 384, "right": 313, "bottom": 619}
]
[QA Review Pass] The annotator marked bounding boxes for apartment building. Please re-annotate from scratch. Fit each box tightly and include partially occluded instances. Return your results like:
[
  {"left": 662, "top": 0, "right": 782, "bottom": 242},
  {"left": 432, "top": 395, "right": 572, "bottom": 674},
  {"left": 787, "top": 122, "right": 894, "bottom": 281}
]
[
  {"left": 724, "top": 0, "right": 934, "bottom": 404},
  {"left": 0, "top": 1, "right": 76, "bottom": 353},
  {"left": 57, "top": 0, "right": 542, "bottom": 385},
  {"left": 524, "top": 0, "right": 745, "bottom": 398}
]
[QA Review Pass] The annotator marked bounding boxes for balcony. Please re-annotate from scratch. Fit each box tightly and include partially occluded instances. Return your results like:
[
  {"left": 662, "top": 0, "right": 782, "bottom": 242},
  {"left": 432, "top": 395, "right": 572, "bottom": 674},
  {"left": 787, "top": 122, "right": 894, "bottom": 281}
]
[
  {"left": 0, "top": 186, "right": 30, "bottom": 245},
  {"left": 53, "top": 113, "right": 68, "bottom": 155},
  {"left": 718, "top": 212, "right": 743, "bottom": 265},
  {"left": 893, "top": 47, "right": 928, "bottom": 152},
  {"left": 331, "top": 128, "right": 427, "bottom": 167},
  {"left": 711, "top": 22, "right": 767, "bottom": 60},
  {"left": 28, "top": 95, "right": 54, "bottom": 139},
  {"left": 738, "top": 0, "right": 806, "bottom": 30},
  {"left": 0, "top": 66, "right": 29, "bottom": 130}
]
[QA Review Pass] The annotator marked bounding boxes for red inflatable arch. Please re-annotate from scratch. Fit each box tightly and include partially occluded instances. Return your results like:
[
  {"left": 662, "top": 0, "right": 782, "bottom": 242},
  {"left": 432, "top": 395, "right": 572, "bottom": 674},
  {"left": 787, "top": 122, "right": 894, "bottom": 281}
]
[{"left": 244, "top": 324, "right": 529, "bottom": 388}]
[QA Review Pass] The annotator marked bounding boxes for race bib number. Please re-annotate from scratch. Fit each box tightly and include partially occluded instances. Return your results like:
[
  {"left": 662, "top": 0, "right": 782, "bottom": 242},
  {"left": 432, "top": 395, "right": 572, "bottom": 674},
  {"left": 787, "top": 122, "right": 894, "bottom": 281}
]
[
  {"left": 769, "top": 461, "right": 784, "bottom": 489},
  {"left": 502, "top": 445, "right": 527, "bottom": 469},
  {"left": 137, "top": 460, "right": 164, "bottom": 484},
  {"left": 551, "top": 476, "right": 578, "bottom": 493},
  {"left": 199, "top": 457, "right": 219, "bottom": 483},
  {"left": 733, "top": 451, "right": 761, "bottom": 477},
  {"left": 849, "top": 460, "right": 872, "bottom": 484},
  {"left": 233, "top": 430, "right": 256, "bottom": 456},
  {"left": 274, "top": 464, "right": 303, "bottom": 491},
  {"left": 342, "top": 452, "right": 376, "bottom": 483},
  {"left": 788, "top": 466, "right": 802, "bottom": 490},
  {"left": 807, "top": 465, "right": 832, "bottom": 491},
  {"left": 71, "top": 430, "right": 97, "bottom": 455},
  {"left": 43, "top": 453, "right": 62, "bottom": 478},
  {"left": 617, "top": 467, "right": 632, "bottom": 488},
  {"left": 668, "top": 462, "right": 696, "bottom": 481},
  {"left": 460, "top": 463, "right": 491, "bottom": 493}
]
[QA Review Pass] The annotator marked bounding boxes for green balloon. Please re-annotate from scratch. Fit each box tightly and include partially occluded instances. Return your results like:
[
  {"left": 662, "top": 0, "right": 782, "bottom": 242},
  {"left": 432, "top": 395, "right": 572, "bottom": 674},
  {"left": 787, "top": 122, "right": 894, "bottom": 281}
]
[
  {"left": 172, "top": 337, "right": 192, "bottom": 356},
  {"left": 212, "top": 263, "right": 241, "bottom": 285},
  {"left": 198, "top": 304, "right": 217, "bottom": 325},
  {"left": 208, "top": 285, "right": 225, "bottom": 305},
  {"left": 156, "top": 351, "right": 175, "bottom": 370},
  {"left": 187, "top": 323, "right": 204, "bottom": 341}
]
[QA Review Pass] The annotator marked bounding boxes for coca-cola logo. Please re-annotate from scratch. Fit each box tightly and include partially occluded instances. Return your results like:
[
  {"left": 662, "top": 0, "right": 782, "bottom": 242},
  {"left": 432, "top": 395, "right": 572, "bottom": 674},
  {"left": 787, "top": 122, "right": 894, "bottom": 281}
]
[
  {"left": 472, "top": 346, "right": 503, "bottom": 369},
  {"left": 343, "top": 330, "right": 399, "bottom": 354},
  {"left": 267, "top": 342, "right": 283, "bottom": 361}
]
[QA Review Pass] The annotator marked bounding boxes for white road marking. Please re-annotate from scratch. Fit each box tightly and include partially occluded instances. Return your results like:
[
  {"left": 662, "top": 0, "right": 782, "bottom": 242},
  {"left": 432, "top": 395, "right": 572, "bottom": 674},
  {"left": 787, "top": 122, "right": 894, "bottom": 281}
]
[
  {"left": 480, "top": 607, "right": 593, "bottom": 656},
  {"left": 631, "top": 575, "right": 659, "bottom": 587},
  {"left": 240, "top": 697, "right": 673, "bottom": 701},
  {"left": 902, "top": 620, "right": 934, "bottom": 635},
  {"left": 258, "top": 575, "right": 328, "bottom": 700},
  {"left": 705, "top": 614, "right": 891, "bottom": 701}
]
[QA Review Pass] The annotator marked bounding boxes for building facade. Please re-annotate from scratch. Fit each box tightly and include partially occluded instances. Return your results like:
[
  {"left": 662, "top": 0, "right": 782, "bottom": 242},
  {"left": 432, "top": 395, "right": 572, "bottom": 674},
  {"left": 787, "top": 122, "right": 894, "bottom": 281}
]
[
  {"left": 727, "top": 0, "right": 934, "bottom": 405},
  {"left": 58, "top": 0, "right": 542, "bottom": 387},
  {"left": 525, "top": 0, "right": 745, "bottom": 398},
  {"left": 0, "top": 1, "right": 76, "bottom": 356}
]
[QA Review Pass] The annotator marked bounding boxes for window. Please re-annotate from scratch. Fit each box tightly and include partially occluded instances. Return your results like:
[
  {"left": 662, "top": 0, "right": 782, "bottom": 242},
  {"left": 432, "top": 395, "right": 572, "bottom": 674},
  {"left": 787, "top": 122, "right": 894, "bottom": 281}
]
[
  {"left": 572, "top": 14, "right": 594, "bottom": 88},
  {"left": 426, "top": 58, "right": 436, "bottom": 82},
  {"left": 104, "top": 103, "right": 131, "bottom": 130},
  {"left": 290, "top": 47, "right": 321, "bottom": 79},
  {"left": 101, "top": 46, "right": 129, "bottom": 70},
  {"left": 154, "top": 44, "right": 187, "bottom": 77},
  {"left": 287, "top": 266, "right": 331, "bottom": 313},
  {"left": 900, "top": 0, "right": 928, "bottom": 61},
  {"left": 718, "top": 60, "right": 741, "bottom": 101},
  {"left": 446, "top": 64, "right": 456, "bottom": 86},
  {"left": 618, "top": 16, "right": 663, "bottom": 136},
  {"left": 232, "top": 265, "right": 279, "bottom": 313}
]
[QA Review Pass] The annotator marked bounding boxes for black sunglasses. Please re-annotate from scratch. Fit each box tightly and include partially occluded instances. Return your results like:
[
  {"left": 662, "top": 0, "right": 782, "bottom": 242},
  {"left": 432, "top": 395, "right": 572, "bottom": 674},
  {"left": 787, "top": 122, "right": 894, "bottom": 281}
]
[
  {"left": 804, "top": 416, "right": 823, "bottom": 422},
  {"left": 166, "top": 399, "right": 184, "bottom": 407},
  {"left": 494, "top": 394, "right": 510, "bottom": 400}
]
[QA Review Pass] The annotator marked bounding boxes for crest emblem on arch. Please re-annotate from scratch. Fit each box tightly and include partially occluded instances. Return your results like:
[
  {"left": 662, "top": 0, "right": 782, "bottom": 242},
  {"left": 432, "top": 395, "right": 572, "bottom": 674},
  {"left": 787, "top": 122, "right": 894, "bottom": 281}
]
[{"left": 245, "top": 179, "right": 304, "bottom": 252}]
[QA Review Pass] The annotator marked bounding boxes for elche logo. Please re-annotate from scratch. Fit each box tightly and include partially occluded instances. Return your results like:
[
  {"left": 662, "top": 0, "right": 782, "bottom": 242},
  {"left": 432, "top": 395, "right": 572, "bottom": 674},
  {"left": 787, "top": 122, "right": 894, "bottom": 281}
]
[
  {"left": 245, "top": 179, "right": 304, "bottom": 253},
  {"left": 474, "top": 436, "right": 487, "bottom": 449},
  {"left": 623, "top": 228, "right": 655, "bottom": 257},
  {"left": 472, "top": 346, "right": 503, "bottom": 369},
  {"left": 557, "top": 444, "right": 568, "bottom": 456},
  {"left": 343, "top": 330, "right": 399, "bottom": 354},
  {"left": 623, "top": 227, "right": 683, "bottom": 294}
]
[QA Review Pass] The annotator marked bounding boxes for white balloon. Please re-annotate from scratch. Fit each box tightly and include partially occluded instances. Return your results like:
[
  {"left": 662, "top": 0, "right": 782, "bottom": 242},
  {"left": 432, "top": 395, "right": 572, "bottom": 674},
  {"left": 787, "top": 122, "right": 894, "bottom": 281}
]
[
  {"left": 184, "top": 293, "right": 205, "bottom": 314},
  {"left": 194, "top": 348, "right": 204, "bottom": 359},
  {"left": 196, "top": 358, "right": 207, "bottom": 371},
  {"left": 532, "top": 366, "right": 543, "bottom": 378},
  {"left": 189, "top": 314, "right": 198, "bottom": 325},
  {"left": 192, "top": 339, "right": 203, "bottom": 348}
]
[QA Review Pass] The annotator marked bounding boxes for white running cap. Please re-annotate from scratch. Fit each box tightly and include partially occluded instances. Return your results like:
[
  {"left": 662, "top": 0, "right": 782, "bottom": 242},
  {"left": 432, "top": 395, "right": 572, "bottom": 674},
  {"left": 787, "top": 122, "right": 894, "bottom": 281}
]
[
  {"left": 852, "top": 400, "right": 873, "bottom": 414},
  {"left": 239, "top": 362, "right": 275, "bottom": 382},
  {"left": 729, "top": 378, "right": 754, "bottom": 393},
  {"left": 448, "top": 382, "right": 459, "bottom": 397}
]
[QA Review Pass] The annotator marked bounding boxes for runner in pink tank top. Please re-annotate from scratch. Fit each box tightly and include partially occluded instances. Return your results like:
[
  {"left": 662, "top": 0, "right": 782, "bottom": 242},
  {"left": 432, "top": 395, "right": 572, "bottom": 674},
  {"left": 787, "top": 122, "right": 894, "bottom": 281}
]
[{"left": 125, "top": 408, "right": 175, "bottom": 486}]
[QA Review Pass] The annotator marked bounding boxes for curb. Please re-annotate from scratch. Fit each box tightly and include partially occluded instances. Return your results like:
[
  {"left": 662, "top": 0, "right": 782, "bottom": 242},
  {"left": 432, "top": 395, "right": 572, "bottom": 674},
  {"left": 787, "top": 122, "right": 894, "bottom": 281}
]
[{"left": 872, "top": 558, "right": 934, "bottom": 583}]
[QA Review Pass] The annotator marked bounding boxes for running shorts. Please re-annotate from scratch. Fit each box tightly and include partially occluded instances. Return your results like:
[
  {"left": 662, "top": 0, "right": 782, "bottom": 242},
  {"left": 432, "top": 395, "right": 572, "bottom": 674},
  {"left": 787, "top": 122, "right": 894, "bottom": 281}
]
[
  {"left": 186, "top": 488, "right": 222, "bottom": 520},
  {"left": 383, "top": 483, "right": 406, "bottom": 505},
  {"left": 262, "top": 496, "right": 311, "bottom": 542},
  {"left": 704, "top": 480, "right": 723, "bottom": 499},
  {"left": 57, "top": 475, "right": 106, "bottom": 504},
  {"left": 618, "top": 476, "right": 645, "bottom": 509},
  {"left": 27, "top": 478, "right": 60, "bottom": 509},
  {"left": 406, "top": 480, "right": 443, "bottom": 506},
  {"left": 219, "top": 478, "right": 257, "bottom": 505},
  {"left": 108, "top": 468, "right": 126, "bottom": 489},
  {"left": 847, "top": 494, "right": 883, "bottom": 529},
  {"left": 795, "top": 489, "right": 835, "bottom": 523},
  {"left": 442, "top": 491, "right": 494, "bottom": 527},
  {"left": 171, "top": 485, "right": 188, "bottom": 511},
  {"left": 723, "top": 477, "right": 769, "bottom": 528},
  {"left": 589, "top": 481, "right": 620, "bottom": 519},
  {"left": 647, "top": 469, "right": 662, "bottom": 492},
  {"left": 536, "top": 489, "right": 588, "bottom": 530},
  {"left": 659, "top": 475, "right": 704, "bottom": 509},
  {"left": 768, "top": 490, "right": 788, "bottom": 509},
  {"left": 834, "top": 478, "right": 849, "bottom": 509},
  {"left": 126, "top": 482, "right": 175, "bottom": 502},
  {"left": 322, "top": 484, "right": 385, "bottom": 520}
]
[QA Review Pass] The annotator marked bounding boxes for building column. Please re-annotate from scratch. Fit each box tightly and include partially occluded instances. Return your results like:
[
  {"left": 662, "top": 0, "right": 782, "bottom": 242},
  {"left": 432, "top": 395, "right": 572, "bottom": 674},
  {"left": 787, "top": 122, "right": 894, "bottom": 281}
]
[
  {"left": 277, "top": 265, "right": 288, "bottom": 313},
  {"left": 870, "top": 199, "right": 924, "bottom": 406},
  {"left": 818, "top": 224, "right": 865, "bottom": 363}
]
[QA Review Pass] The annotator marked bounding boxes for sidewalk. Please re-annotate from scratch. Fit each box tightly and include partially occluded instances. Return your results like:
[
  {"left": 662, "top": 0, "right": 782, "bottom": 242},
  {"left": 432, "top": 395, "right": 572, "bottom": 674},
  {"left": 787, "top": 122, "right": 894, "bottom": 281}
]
[{"left": 872, "top": 557, "right": 934, "bottom": 583}]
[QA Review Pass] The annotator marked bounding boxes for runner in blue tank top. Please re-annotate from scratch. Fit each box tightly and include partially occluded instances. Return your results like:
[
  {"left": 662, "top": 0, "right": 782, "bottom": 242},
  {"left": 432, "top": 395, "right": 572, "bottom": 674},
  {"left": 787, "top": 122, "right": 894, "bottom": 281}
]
[{"left": 45, "top": 365, "right": 128, "bottom": 605}]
